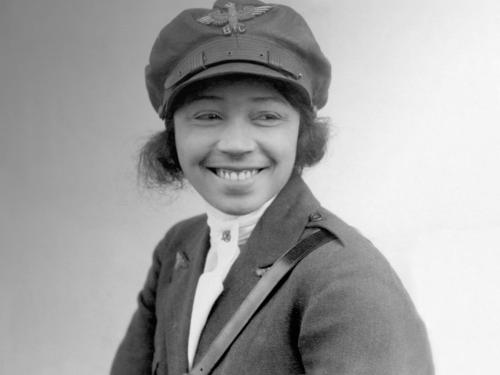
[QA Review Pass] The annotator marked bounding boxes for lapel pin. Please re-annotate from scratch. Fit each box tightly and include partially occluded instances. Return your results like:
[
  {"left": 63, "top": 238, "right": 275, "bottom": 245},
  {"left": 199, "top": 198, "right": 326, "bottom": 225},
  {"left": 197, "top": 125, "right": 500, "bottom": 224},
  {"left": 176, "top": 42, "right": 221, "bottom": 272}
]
[{"left": 174, "top": 251, "right": 189, "bottom": 271}]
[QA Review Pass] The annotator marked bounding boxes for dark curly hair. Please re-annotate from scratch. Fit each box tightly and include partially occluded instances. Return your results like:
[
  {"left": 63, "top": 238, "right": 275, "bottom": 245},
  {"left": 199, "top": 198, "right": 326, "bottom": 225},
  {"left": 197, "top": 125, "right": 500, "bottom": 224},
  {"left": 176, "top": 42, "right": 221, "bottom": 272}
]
[{"left": 138, "top": 74, "right": 330, "bottom": 189}]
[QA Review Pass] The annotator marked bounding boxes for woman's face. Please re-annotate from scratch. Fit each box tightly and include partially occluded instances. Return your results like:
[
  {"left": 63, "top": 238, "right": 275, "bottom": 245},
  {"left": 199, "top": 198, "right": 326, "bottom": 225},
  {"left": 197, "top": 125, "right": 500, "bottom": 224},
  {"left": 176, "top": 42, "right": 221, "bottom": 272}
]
[{"left": 174, "top": 79, "right": 300, "bottom": 215}]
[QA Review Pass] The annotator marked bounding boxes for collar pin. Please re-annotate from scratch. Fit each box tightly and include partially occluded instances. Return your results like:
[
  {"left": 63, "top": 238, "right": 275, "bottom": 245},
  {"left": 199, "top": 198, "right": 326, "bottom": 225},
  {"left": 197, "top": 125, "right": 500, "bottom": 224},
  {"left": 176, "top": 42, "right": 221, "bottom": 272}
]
[{"left": 222, "top": 230, "right": 231, "bottom": 242}]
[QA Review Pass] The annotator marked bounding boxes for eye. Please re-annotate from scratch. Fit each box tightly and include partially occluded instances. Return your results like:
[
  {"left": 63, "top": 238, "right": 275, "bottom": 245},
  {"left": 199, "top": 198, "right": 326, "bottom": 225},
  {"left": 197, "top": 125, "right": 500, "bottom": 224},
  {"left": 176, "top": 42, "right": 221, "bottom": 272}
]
[
  {"left": 260, "top": 113, "right": 281, "bottom": 120},
  {"left": 253, "top": 112, "right": 283, "bottom": 126},
  {"left": 194, "top": 112, "right": 222, "bottom": 121}
]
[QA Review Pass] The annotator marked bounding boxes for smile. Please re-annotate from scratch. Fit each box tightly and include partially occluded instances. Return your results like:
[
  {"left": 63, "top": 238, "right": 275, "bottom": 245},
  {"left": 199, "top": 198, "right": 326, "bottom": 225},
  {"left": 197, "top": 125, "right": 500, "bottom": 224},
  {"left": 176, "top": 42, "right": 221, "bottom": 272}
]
[{"left": 209, "top": 168, "right": 262, "bottom": 181}]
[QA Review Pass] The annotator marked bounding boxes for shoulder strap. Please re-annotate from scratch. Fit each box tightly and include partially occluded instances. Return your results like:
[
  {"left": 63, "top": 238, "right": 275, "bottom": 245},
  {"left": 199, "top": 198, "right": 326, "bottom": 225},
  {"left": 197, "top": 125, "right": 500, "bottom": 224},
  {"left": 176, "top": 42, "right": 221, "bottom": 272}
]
[{"left": 187, "top": 229, "right": 334, "bottom": 375}]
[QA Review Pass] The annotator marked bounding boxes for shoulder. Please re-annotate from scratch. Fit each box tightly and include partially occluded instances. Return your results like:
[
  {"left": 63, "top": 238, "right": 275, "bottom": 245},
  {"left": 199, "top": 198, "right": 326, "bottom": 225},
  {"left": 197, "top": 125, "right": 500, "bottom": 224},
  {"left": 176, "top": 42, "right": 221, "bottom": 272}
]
[
  {"left": 304, "top": 206, "right": 397, "bottom": 275},
  {"left": 308, "top": 206, "right": 377, "bottom": 254},
  {"left": 164, "top": 213, "right": 208, "bottom": 241},
  {"left": 295, "top": 208, "right": 434, "bottom": 374},
  {"left": 152, "top": 213, "right": 208, "bottom": 261},
  {"left": 297, "top": 206, "right": 415, "bottom": 311}
]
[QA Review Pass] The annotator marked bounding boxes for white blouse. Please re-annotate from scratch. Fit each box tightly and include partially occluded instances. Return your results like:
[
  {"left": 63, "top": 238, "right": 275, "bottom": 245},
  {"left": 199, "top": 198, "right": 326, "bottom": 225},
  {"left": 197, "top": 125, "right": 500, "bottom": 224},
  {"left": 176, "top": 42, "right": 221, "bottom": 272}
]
[{"left": 187, "top": 198, "right": 274, "bottom": 368}]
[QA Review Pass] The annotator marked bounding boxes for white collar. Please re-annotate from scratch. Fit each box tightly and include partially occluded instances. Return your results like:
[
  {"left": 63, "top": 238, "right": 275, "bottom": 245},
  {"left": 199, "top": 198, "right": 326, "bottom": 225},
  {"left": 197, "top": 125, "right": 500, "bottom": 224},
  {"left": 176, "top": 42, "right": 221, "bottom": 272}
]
[{"left": 205, "top": 197, "right": 275, "bottom": 246}]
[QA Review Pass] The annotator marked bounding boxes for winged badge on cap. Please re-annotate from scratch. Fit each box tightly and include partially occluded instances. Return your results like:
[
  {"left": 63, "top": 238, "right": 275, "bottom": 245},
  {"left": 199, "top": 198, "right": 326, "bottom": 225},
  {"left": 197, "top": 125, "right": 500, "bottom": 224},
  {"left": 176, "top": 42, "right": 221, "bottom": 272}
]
[{"left": 197, "top": 2, "right": 273, "bottom": 35}]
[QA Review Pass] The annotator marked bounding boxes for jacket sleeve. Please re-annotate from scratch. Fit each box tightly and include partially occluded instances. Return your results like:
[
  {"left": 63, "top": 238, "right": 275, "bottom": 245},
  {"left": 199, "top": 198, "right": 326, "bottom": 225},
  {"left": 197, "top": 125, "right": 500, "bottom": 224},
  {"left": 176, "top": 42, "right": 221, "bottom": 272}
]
[
  {"left": 110, "top": 240, "right": 163, "bottom": 375},
  {"left": 297, "top": 243, "right": 434, "bottom": 375}
]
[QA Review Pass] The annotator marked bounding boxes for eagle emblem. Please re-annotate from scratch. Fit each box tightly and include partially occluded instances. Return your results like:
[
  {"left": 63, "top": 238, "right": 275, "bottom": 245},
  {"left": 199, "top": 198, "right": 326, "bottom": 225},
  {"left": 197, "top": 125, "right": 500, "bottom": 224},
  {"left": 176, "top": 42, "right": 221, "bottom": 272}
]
[{"left": 197, "top": 2, "right": 273, "bottom": 35}]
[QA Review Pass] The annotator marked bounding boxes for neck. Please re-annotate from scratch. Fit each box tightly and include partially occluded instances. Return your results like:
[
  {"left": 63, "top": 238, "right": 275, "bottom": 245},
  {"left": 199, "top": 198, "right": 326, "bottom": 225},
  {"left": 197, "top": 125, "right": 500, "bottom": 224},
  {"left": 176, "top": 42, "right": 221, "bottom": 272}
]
[{"left": 205, "top": 198, "right": 275, "bottom": 245}]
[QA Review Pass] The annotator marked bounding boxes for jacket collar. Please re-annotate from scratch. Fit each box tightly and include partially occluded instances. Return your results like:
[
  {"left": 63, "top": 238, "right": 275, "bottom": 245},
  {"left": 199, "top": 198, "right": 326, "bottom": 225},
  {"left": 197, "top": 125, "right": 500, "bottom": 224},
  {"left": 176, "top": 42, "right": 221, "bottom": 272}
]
[{"left": 246, "top": 172, "right": 322, "bottom": 268}]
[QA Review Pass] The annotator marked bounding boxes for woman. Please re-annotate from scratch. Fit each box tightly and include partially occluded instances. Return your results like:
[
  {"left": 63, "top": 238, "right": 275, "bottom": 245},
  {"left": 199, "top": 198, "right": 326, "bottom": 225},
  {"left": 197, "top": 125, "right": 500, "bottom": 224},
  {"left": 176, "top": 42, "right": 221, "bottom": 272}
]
[{"left": 111, "top": 1, "right": 434, "bottom": 374}]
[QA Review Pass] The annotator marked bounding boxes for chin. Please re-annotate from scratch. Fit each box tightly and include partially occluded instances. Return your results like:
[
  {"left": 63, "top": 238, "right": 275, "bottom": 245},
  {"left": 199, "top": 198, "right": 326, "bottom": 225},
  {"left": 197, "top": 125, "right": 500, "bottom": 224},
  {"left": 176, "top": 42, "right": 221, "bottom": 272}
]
[
  {"left": 218, "top": 204, "right": 254, "bottom": 216},
  {"left": 213, "top": 198, "right": 261, "bottom": 216}
]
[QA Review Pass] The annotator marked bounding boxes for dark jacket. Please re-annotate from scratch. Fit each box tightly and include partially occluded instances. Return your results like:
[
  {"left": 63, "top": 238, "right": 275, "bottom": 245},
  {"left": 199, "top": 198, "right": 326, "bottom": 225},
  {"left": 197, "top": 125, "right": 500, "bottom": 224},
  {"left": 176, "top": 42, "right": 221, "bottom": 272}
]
[{"left": 111, "top": 174, "right": 434, "bottom": 375}]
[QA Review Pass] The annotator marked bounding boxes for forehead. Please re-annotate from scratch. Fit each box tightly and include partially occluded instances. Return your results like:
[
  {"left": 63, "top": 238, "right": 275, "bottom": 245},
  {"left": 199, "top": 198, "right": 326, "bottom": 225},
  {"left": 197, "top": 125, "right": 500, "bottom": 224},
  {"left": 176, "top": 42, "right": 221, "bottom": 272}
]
[{"left": 173, "top": 75, "right": 293, "bottom": 108}]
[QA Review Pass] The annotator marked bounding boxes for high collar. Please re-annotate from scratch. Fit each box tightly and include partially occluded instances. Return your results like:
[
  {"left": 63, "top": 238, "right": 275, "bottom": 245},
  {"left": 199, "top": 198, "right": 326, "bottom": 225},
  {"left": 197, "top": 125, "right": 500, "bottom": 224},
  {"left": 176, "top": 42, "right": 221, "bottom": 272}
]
[{"left": 205, "top": 198, "right": 274, "bottom": 246}]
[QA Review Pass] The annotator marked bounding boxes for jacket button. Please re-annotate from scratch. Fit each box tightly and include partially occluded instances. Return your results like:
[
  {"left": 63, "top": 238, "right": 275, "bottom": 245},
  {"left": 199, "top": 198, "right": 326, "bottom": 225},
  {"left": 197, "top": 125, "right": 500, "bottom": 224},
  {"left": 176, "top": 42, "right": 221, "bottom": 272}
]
[{"left": 309, "top": 212, "right": 323, "bottom": 222}]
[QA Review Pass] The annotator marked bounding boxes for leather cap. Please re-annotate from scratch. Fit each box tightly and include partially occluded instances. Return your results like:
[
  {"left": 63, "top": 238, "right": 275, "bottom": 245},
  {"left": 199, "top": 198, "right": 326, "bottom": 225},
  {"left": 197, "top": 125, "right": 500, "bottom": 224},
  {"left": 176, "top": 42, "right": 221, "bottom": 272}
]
[{"left": 146, "top": 0, "right": 331, "bottom": 119}]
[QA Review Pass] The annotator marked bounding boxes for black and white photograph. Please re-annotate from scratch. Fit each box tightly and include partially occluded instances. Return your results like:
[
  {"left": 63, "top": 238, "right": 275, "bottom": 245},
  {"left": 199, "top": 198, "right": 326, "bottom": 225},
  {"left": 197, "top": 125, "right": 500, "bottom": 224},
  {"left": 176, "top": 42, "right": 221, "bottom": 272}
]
[{"left": 1, "top": 0, "right": 499, "bottom": 374}]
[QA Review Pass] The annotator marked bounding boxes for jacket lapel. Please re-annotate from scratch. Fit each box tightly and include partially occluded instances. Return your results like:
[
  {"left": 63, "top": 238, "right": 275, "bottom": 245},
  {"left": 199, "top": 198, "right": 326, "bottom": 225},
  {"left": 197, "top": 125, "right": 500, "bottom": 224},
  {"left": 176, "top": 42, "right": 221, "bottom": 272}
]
[
  {"left": 224, "top": 173, "right": 321, "bottom": 304},
  {"left": 226, "top": 173, "right": 322, "bottom": 307},
  {"left": 162, "top": 220, "right": 209, "bottom": 375},
  {"left": 247, "top": 172, "right": 322, "bottom": 268}
]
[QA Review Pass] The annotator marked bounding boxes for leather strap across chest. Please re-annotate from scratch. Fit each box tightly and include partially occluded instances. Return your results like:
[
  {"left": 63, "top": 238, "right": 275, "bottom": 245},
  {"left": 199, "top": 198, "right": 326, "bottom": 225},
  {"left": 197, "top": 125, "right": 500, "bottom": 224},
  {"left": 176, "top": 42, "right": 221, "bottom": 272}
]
[{"left": 186, "top": 229, "right": 334, "bottom": 375}]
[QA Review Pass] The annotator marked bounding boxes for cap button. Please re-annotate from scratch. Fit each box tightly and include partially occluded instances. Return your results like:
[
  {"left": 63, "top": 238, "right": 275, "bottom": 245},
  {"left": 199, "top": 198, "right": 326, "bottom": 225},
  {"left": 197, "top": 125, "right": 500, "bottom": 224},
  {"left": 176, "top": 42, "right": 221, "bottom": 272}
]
[
  {"left": 309, "top": 212, "right": 323, "bottom": 222},
  {"left": 221, "top": 230, "right": 231, "bottom": 242}
]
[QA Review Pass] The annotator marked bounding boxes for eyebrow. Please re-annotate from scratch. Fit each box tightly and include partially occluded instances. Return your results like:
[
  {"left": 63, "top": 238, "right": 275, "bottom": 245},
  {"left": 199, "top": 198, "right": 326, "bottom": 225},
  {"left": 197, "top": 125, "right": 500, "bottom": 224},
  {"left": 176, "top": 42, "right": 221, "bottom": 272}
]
[
  {"left": 250, "top": 96, "right": 289, "bottom": 105},
  {"left": 186, "top": 94, "right": 289, "bottom": 105}
]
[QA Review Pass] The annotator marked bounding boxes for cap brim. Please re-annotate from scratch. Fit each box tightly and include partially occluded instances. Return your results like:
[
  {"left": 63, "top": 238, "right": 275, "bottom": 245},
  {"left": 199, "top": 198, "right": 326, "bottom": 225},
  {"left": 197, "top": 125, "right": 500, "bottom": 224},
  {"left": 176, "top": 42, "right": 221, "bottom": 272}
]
[{"left": 161, "top": 62, "right": 310, "bottom": 118}]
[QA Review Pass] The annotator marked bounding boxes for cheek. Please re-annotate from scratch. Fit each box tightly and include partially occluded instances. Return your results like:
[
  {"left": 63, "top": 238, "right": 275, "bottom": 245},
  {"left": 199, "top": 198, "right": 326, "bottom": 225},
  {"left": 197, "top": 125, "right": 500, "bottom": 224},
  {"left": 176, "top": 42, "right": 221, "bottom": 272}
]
[
  {"left": 173, "top": 120, "right": 214, "bottom": 178},
  {"left": 276, "top": 122, "right": 300, "bottom": 167},
  {"left": 173, "top": 120, "right": 193, "bottom": 171},
  {"left": 173, "top": 122, "right": 184, "bottom": 161}
]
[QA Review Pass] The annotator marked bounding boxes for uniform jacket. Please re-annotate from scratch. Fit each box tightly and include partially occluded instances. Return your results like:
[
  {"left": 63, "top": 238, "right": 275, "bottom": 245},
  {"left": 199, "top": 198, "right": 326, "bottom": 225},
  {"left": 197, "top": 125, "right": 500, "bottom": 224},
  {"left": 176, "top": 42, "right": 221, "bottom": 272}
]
[{"left": 111, "top": 174, "right": 434, "bottom": 375}]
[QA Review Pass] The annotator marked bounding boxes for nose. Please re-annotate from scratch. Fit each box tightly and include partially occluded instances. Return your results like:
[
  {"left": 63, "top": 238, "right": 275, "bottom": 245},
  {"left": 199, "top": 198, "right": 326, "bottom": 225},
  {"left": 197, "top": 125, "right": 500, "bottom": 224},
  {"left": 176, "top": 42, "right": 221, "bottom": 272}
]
[{"left": 215, "top": 118, "right": 257, "bottom": 156}]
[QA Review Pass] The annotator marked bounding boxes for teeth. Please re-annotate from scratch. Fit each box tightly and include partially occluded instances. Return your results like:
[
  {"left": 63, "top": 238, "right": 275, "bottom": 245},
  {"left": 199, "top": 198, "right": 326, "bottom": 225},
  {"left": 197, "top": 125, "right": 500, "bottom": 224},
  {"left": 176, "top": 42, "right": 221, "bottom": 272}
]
[{"left": 214, "top": 168, "right": 259, "bottom": 181}]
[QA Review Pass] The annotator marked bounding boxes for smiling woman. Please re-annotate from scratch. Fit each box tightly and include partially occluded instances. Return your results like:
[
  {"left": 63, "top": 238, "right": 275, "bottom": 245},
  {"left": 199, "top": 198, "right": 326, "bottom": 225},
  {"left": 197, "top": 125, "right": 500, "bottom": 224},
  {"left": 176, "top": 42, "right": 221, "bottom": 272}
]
[
  {"left": 173, "top": 78, "right": 300, "bottom": 215},
  {"left": 111, "top": 1, "right": 434, "bottom": 374}
]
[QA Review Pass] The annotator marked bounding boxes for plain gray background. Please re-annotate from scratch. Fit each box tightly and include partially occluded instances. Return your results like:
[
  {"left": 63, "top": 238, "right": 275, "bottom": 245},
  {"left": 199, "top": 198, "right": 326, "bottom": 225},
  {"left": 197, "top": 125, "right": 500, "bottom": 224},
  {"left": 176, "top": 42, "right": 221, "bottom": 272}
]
[{"left": 1, "top": 0, "right": 499, "bottom": 374}]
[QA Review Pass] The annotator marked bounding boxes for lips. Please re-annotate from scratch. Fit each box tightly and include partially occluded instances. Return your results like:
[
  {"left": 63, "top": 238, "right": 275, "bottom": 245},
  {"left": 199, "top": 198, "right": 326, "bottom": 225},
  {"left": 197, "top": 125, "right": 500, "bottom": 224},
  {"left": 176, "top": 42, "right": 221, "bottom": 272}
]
[{"left": 206, "top": 167, "right": 264, "bottom": 181}]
